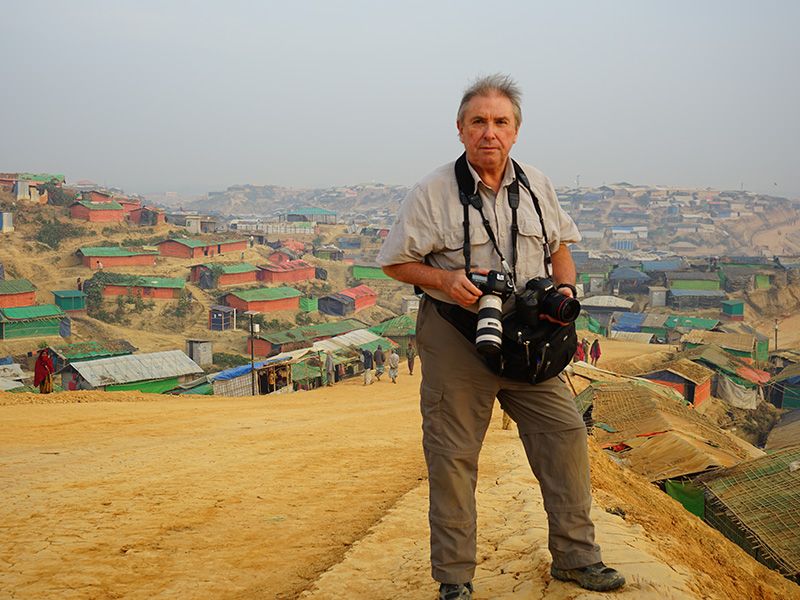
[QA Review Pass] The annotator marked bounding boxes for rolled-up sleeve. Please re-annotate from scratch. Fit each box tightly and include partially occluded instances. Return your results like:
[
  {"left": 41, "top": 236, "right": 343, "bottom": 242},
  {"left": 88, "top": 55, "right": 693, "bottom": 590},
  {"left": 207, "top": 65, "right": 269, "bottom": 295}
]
[{"left": 377, "top": 185, "right": 440, "bottom": 266}]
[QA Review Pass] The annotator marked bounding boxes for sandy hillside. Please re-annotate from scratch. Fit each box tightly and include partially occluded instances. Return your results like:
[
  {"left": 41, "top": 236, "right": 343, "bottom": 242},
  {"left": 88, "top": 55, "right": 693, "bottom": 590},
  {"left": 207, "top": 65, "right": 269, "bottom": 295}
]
[{"left": 2, "top": 361, "right": 798, "bottom": 600}]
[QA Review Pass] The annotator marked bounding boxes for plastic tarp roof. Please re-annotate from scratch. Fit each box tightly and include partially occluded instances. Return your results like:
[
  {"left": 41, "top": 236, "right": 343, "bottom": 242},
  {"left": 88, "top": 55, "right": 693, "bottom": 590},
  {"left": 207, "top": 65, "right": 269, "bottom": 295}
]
[
  {"left": 611, "top": 312, "right": 646, "bottom": 332},
  {"left": 609, "top": 266, "right": 651, "bottom": 282},
  {"left": 609, "top": 331, "right": 655, "bottom": 343},
  {"left": 211, "top": 349, "right": 309, "bottom": 381},
  {"left": 71, "top": 350, "right": 203, "bottom": 387}
]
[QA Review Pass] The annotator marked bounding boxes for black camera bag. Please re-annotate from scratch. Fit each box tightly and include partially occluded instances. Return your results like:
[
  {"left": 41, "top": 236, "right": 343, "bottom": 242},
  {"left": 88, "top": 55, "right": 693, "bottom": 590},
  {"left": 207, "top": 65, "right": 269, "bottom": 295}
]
[{"left": 430, "top": 298, "right": 576, "bottom": 383}]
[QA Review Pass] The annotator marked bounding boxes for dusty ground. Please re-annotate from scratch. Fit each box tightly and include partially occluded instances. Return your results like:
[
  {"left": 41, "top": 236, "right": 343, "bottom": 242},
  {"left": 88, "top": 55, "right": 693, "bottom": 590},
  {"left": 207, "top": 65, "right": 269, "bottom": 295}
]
[{"left": 2, "top": 351, "right": 798, "bottom": 600}]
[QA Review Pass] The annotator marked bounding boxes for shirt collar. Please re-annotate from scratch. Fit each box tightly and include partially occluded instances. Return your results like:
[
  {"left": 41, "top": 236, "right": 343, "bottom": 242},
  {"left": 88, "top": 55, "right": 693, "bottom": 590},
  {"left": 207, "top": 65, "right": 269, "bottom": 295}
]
[{"left": 465, "top": 158, "right": 516, "bottom": 194}]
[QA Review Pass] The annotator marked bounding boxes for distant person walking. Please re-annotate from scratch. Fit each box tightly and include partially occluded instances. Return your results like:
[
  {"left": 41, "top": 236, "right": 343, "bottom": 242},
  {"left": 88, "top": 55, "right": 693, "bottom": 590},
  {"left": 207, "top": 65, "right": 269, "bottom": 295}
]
[
  {"left": 590, "top": 339, "right": 602, "bottom": 366},
  {"left": 573, "top": 342, "right": 585, "bottom": 363},
  {"left": 373, "top": 345, "right": 385, "bottom": 381},
  {"left": 76, "top": 277, "right": 82, "bottom": 291},
  {"left": 325, "top": 351, "right": 335, "bottom": 387},
  {"left": 388, "top": 349, "right": 400, "bottom": 383},
  {"left": 406, "top": 342, "right": 416, "bottom": 375},
  {"left": 362, "top": 348, "right": 374, "bottom": 385},
  {"left": 33, "top": 349, "right": 54, "bottom": 394},
  {"left": 581, "top": 338, "right": 589, "bottom": 361}
]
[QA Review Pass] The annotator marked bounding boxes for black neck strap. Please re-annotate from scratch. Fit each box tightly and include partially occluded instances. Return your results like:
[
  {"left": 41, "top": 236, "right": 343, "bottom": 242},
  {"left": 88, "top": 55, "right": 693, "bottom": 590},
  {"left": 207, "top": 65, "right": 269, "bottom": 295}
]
[{"left": 454, "top": 153, "right": 552, "bottom": 284}]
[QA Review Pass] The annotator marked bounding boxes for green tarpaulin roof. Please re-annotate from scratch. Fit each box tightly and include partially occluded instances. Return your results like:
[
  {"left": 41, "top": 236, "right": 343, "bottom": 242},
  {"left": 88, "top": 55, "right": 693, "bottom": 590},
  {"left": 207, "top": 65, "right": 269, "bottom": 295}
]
[
  {"left": 161, "top": 238, "right": 247, "bottom": 248},
  {"left": 202, "top": 263, "right": 258, "bottom": 274},
  {"left": 664, "top": 315, "right": 719, "bottom": 330},
  {"left": 51, "top": 340, "right": 136, "bottom": 361},
  {"left": 79, "top": 247, "right": 158, "bottom": 257},
  {"left": 19, "top": 172, "right": 65, "bottom": 183},
  {"left": 0, "top": 279, "right": 36, "bottom": 295},
  {"left": 369, "top": 314, "right": 416, "bottom": 337},
  {"left": 73, "top": 200, "right": 124, "bottom": 210},
  {"left": 228, "top": 287, "right": 302, "bottom": 301},
  {"left": 0, "top": 304, "right": 65, "bottom": 321},
  {"left": 52, "top": 290, "right": 86, "bottom": 299},
  {"left": 99, "top": 274, "right": 185, "bottom": 289},
  {"left": 259, "top": 318, "right": 366, "bottom": 344}
]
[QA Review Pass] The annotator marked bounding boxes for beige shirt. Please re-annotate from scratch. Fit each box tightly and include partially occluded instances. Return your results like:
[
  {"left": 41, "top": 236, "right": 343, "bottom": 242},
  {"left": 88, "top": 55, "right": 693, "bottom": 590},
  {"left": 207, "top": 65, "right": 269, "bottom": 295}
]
[{"left": 377, "top": 158, "right": 581, "bottom": 306}]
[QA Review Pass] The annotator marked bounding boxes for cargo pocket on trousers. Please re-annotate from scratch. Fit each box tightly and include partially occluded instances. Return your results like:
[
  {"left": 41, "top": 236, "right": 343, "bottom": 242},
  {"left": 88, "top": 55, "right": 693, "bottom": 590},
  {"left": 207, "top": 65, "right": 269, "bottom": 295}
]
[{"left": 420, "top": 383, "right": 443, "bottom": 445}]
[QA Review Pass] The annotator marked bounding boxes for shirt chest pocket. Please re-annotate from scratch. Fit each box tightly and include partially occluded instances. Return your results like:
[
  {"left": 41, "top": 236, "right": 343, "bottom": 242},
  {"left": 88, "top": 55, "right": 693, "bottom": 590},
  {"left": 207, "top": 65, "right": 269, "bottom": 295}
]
[{"left": 440, "top": 225, "right": 491, "bottom": 268}]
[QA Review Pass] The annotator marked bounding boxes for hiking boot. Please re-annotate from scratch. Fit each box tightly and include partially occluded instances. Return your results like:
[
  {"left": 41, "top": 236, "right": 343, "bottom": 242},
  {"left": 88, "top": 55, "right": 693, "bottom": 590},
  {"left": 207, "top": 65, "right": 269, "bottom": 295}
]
[
  {"left": 438, "top": 582, "right": 473, "bottom": 600},
  {"left": 550, "top": 562, "right": 625, "bottom": 592}
]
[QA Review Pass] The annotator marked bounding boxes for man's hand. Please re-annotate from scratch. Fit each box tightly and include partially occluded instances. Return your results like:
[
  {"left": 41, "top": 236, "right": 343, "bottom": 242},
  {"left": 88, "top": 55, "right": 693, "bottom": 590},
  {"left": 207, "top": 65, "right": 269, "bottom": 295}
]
[{"left": 439, "top": 270, "right": 483, "bottom": 308}]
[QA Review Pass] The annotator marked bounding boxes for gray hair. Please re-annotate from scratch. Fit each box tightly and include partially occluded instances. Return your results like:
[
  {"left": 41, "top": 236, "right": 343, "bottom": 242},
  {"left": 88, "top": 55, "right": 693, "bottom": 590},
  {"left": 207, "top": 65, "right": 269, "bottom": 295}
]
[{"left": 457, "top": 74, "right": 522, "bottom": 128}]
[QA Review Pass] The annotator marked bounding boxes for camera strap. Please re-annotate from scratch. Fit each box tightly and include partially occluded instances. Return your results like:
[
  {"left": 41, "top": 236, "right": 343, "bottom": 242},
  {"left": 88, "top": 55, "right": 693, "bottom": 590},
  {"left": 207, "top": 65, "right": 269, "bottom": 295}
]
[{"left": 454, "top": 153, "right": 552, "bottom": 284}]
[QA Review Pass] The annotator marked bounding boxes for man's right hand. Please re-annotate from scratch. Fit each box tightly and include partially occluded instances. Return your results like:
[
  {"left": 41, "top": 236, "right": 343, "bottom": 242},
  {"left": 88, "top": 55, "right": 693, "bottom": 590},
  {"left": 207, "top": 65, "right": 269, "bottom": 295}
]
[{"left": 438, "top": 270, "right": 483, "bottom": 308}]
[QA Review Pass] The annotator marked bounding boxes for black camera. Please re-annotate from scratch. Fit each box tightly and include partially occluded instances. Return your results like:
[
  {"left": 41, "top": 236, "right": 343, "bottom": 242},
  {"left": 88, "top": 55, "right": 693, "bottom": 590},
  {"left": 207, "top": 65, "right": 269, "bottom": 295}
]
[
  {"left": 515, "top": 277, "right": 581, "bottom": 325},
  {"left": 468, "top": 270, "right": 514, "bottom": 356}
]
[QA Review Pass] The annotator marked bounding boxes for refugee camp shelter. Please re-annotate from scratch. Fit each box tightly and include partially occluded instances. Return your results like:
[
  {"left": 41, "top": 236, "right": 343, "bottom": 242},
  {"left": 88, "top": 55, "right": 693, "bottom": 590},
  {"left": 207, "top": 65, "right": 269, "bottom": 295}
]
[
  {"left": 667, "top": 271, "right": 722, "bottom": 290},
  {"left": 185, "top": 339, "right": 213, "bottom": 368},
  {"left": 223, "top": 287, "right": 302, "bottom": 313},
  {"left": 52, "top": 290, "right": 86, "bottom": 313},
  {"left": 0, "top": 211, "right": 13, "bottom": 233},
  {"left": 339, "top": 284, "right": 377, "bottom": 312},
  {"left": 157, "top": 238, "right": 248, "bottom": 259},
  {"left": 249, "top": 318, "right": 367, "bottom": 357},
  {"left": 721, "top": 299, "right": 745, "bottom": 321},
  {"left": 299, "top": 296, "right": 318, "bottom": 312},
  {"left": 696, "top": 446, "right": 800, "bottom": 582},
  {"left": 69, "top": 200, "right": 125, "bottom": 222},
  {"left": 318, "top": 293, "right": 355, "bottom": 316},
  {"left": 211, "top": 353, "right": 298, "bottom": 396},
  {"left": 257, "top": 260, "right": 315, "bottom": 284},
  {"left": 401, "top": 295, "right": 420, "bottom": 313},
  {"left": 765, "top": 411, "right": 800, "bottom": 451},
  {"left": 680, "top": 345, "right": 770, "bottom": 410},
  {"left": 208, "top": 305, "right": 235, "bottom": 330},
  {"left": 77, "top": 247, "right": 158, "bottom": 269},
  {"left": 579, "top": 295, "right": 634, "bottom": 318},
  {"left": 189, "top": 263, "right": 259, "bottom": 288},
  {"left": 768, "top": 363, "right": 800, "bottom": 409},
  {"left": 49, "top": 339, "right": 137, "bottom": 374},
  {"left": 0, "top": 305, "right": 67, "bottom": 339},
  {"left": 681, "top": 330, "right": 762, "bottom": 362},
  {"left": 638, "top": 358, "right": 714, "bottom": 406},
  {"left": 64, "top": 350, "right": 203, "bottom": 393},
  {"left": 574, "top": 380, "right": 759, "bottom": 482},
  {"left": 608, "top": 266, "right": 651, "bottom": 294},
  {"left": 0, "top": 279, "right": 36, "bottom": 308},
  {"left": 283, "top": 207, "right": 336, "bottom": 224},
  {"left": 313, "top": 245, "right": 345, "bottom": 261},
  {"left": 99, "top": 274, "right": 185, "bottom": 299},
  {"left": 128, "top": 206, "right": 166, "bottom": 226}
]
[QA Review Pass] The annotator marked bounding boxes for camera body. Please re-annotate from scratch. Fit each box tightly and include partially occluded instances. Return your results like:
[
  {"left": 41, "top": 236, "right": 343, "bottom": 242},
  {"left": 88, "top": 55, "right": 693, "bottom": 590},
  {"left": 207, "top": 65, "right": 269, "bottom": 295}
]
[
  {"left": 515, "top": 277, "right": 581, "bottom": 325},
  {"left": 468, "top": 270, "right": 513, "bottom": 356}
]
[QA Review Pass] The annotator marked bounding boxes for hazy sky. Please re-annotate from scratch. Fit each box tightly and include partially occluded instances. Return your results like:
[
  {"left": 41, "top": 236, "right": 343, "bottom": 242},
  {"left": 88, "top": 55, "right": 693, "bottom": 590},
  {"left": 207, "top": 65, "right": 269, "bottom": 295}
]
[{"left": 2, "top": 1, "right": 798, "bottom": 197}]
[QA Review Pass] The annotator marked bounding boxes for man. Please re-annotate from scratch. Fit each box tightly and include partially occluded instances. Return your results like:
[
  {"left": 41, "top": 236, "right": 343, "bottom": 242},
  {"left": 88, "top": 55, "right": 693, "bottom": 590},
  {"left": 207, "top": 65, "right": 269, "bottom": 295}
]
[
  {"left": 378, "top": 75, "right": 624, "bottom": 599},
  {"left": 406, "top": 341, "right": 416, "bottom": 375},
  {"left": 361, "top": 348, "right": 374, "bottom": 385},
  {"left": 325, "top": 351, "right": 335, "bottom": 386},
  {"left": 373, "top": 345, "right": 385, "bottom": 381},
  {"left": 388, "top": 348, "right": 400, "bottom": 383}
]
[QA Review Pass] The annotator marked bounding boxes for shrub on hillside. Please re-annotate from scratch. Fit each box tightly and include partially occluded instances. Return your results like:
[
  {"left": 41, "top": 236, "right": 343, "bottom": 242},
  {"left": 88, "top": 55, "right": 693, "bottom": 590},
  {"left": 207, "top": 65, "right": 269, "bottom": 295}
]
[
  {"left": 35, "top": 220, "right": 87, "bottom": 249},
  {"left": 43, "top": 183, "right": 78, "bottom": 207}
]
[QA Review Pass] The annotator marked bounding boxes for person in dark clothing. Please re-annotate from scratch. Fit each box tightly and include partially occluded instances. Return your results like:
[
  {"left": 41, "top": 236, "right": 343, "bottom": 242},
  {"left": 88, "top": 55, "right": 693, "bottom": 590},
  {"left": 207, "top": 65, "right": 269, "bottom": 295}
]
[
  {"left": 362, "top": 348, "right": 374, "bottom": 385},
  {"left": 373, "top": 345, "right": 386, "bottom": 381}
]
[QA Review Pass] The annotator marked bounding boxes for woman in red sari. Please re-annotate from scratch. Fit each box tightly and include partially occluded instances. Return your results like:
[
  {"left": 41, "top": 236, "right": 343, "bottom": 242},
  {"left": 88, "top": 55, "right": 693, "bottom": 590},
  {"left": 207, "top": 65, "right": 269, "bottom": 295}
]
[{"left": 34, "top": 349, "right": 55, "bottom": 394}]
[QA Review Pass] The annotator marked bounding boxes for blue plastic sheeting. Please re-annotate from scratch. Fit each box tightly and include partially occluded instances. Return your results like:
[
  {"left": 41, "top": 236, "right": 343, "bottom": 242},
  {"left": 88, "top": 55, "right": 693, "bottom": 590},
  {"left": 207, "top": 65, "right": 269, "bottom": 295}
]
[
  {"left": 612, "top": 312, "right": 647, "bottom": 332},
  {"left": 0, "top": 356, "right": 12, "bottom": 365},
  {"left": 212, "top": 356, "right": 288, "bottom": 381}
]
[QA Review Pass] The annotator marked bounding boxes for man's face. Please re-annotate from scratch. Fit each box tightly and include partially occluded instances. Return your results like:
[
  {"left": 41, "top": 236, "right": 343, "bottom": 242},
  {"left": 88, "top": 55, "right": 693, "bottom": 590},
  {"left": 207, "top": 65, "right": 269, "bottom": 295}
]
[{"left": 457, "top": 92, "right": 519, "bottom": 174}]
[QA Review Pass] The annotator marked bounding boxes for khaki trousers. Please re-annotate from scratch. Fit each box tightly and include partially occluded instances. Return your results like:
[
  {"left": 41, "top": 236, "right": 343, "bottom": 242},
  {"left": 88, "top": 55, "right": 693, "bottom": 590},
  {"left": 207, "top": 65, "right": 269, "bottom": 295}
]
[{"left": 417, "top": 298, "right": 601, "bottom": 584}]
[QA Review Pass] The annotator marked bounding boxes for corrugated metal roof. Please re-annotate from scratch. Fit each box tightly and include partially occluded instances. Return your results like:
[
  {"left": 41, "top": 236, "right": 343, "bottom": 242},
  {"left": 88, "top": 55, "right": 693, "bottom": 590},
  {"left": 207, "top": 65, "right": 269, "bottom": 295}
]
[
  {"left": 581, "top": 295, "right": 635, "bottom": 309},
  {"left": 71, "top": 350, "right": 203, "bottom": 387},
  {"left": 227, "top": 287, "right": 302, "bottom": 301},
  {"left": 0, "top": 279, "right": 36, "bottom": 295},
  {"left": 679, "top": 345, "right": 770, "bottom": 385},
  {"left": 667, "top": 271, "right": 721, "bottom": 281},
  {"left": 78, "top": 247, "right": 157, "bottom": 257},
  {"left": 664, "top": 315, "right": 719, "bottom": 330},
  {"left": 0, "top": 377, "right": 24, "bottom": 391},
  {"left": 201, "top": 262, "right": 258, "bottom": 274},
  {"left": 641, "top": 259, "right": 684, "bottom": 272},
  {"left": 52, "top": 290, "right": 85, "bottom": 299},
  {"left": 339, "top": 284, "right": 377, "bottom": 300},
  {"left": 369, "top": 314, "right": 416, "bottom": 337},
  {"left": 312, "top": 329, "right": 383, "bottom": 352},
  {"left": 257, "top": 260, "right": 312, "bottom": 273},
  {"left": 288, "top": 207, "right": 336, "bottom": 215},
  {"left": 0, "top": 304, "right": 65, "bottom": 321},
  {"left": 669, "top": 289, "right": 726, "bottom": 297},
  {"left": 609, "top": 266, "right": 650, "bottom": 281},
  {"left": 609, "top": 331, "right": 654, "bottom": 343},
  {"left": 161, "top": 238, "right": 247, "bottom": 249}
]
